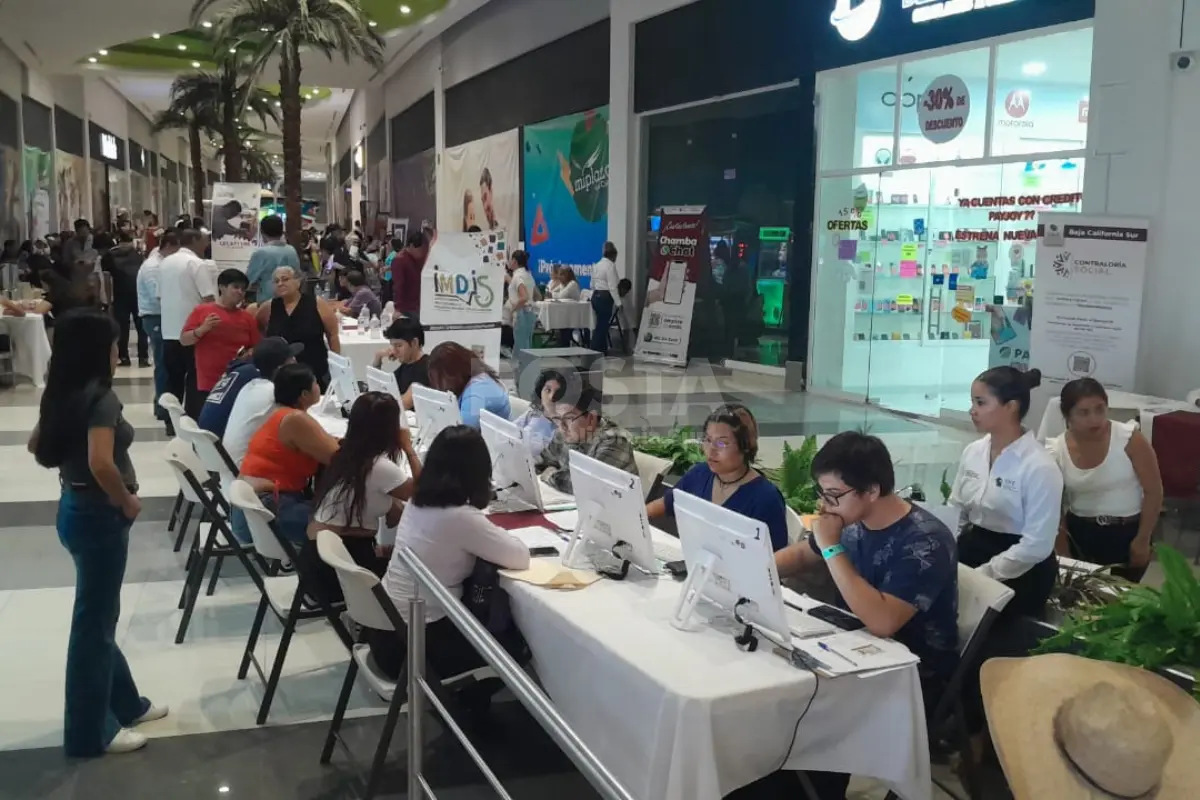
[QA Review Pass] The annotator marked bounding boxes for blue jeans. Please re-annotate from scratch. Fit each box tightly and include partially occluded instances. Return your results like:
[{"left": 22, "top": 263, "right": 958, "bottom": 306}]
[
  {"left": 514, "top": 308, "right": 537, "bottom": 354},
  {"left": 142, "top": 314, "right": 167, "bottom": 423},
  {"left": 57, "top": 490, "right": 150, "bottom": 756},
  {"left": 230, "top": 491, "right": 311, "bottom": 547},
  {"left": 591, "top": 290, "right": 615, "bottom": 353}
]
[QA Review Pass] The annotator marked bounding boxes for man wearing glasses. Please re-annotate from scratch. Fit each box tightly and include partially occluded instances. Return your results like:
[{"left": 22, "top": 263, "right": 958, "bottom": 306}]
[{"left": 540, "top": 385, "right": 636, "bottom": 493}]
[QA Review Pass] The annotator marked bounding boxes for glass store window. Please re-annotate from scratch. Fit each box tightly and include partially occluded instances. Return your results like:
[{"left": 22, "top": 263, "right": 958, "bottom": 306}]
[{"left": 809, "top": 24, "right": 1091, "bottom": 419}]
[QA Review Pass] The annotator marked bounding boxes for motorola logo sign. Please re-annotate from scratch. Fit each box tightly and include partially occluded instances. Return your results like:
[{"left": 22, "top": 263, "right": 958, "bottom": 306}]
[
  {"left": 999, "top": 90, "right": 1034, "bottom": 128},
  {"left": 831, "top": 0, "right": 882, "bottom": 42}
]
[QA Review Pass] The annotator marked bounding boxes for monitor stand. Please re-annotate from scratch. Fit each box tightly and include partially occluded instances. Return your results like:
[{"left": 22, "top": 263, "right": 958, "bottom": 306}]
[
  {"left": 561, "top": 500, "right": 633, "bottom": 579},
  {"left": 669, "top": 551, "right": 719, "bottom": 632}
]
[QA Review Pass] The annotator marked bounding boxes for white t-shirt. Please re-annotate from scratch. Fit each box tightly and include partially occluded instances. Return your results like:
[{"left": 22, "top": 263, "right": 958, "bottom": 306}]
[
  {"left": 507, "top": 267, "right": 537, "bottom": 311},
  {"left": 1047, "top": 420, "right": 1143, "bottom": 518},
  {"left": 313, "top": 455, "right": 409, "bottom": 529},
  {"left": 159, "top": 247, "right": 217, "bottom": 340},
  {"left": 382, "top": 504, "right": 531, "bottom": 623},
  {"left": 591, "top": 257, "right": 619, "bottom": 293},
  {"left": 222, "top": 379, "right": 278, "bottom": 466},
  {"left": 551, "top": 280, "right": 581, "bottom": 301}
]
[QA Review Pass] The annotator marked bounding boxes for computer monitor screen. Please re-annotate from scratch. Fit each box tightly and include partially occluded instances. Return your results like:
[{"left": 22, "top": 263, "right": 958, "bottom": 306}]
[
  {"left": 365, "top": 366, "right": 408, "bottom": 430},
  {"left": 479, "top": 410, "right": 573, "bottom": 514},
  {"left": 327, "top": 352, "right": 359, "bottom": 409},
  {"left": 671, "top": 490, "right": 790, "bottom": 644},
  {"left": 563, "top": 450, "right": 658, "bottom": 575},
  {"left": 411, "top": 383, "right": 462, "bottom": 448}
]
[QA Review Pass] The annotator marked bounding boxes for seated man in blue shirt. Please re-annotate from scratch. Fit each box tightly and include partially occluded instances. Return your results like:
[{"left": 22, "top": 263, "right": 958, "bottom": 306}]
[
  {"left": 245, "top": 215, "right": 300, "bottom": 303},
  {"left": 774, "top": 431, "right": 958, "bottom": 799},
  {"left": 198, "top": 336, "right": 302, "bottom": 438}
]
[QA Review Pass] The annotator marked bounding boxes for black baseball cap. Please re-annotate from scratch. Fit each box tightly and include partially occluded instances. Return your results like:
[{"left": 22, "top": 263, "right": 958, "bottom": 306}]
[{"left": 253, "top": 337, "right": 303, "bottom": 378}]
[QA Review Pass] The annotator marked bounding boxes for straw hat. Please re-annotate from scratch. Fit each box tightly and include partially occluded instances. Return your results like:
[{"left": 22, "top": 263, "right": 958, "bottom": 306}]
[{"left": 982, "top": 654, "right": 1200, "bottom": 799}]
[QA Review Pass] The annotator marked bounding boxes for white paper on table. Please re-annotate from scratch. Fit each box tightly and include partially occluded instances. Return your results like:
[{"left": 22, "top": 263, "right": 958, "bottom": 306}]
[
  {"left": 790, "top": 631, "right": 919, "bottom": 677},
  {"left": 543, "top": 510, "right": 578, "bottom": 531},
  {"left": 507, "top": 526, "right": 569, "bottom": 553}
]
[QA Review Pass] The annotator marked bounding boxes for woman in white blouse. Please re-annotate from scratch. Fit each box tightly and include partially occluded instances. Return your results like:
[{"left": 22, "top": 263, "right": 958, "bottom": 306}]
[
  {"left": 369, "top": 425, "right": 530, "bottom": 682},
  {"left": 549, "top": 266, "right": 581, "bottom": 300},
  {"left": 951, "top": 367, "right": 1062, "bottom": 619},
  {"left": 1047, "top": 378, "right": 1162, "bottom": 582}
]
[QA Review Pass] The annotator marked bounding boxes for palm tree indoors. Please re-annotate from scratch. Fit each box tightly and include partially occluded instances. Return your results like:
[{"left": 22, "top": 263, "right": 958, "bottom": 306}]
[
  {"left": 192, "top": 0, "right": 385, "bottom": 244},
  {"left": 215, "top": 56, "right": 281, "bottom": 182},
  {"left": 151, "top": 75, "right": 219, "bottom": 219}
]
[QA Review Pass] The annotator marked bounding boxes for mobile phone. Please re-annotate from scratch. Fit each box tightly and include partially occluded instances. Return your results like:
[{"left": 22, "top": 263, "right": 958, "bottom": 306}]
[
  {"left": 807, "top": 604, "right": 866, "bottom": 632},
  {"left": 663, "top": 260, "right": 687, "bottom": 305},
  {"left": 529, "top": 546, "right": 560, "bottom": 557},
  {"left": 663, "top": 560, "right": 688, "bottom": 580}
]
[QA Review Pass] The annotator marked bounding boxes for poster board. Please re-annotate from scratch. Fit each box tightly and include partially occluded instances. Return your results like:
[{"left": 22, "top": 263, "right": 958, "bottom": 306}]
[
  {"left": 439, "top": 130, "right": 520, "bottom": 235},
  {"left": 209, "top": 182, "right": 262, "bottom": 272},
  {"left": 420, "top": 230, "right": 507, "bottom": 372},
  {"left": 633, "top": 205, "right": 708, "bottom": 367},
  {"left": 522, "top": 107, "right": 609, "bottom": 287},
  {"left": 1031, "top": 213, "right": 1149, "bottom": 391}
]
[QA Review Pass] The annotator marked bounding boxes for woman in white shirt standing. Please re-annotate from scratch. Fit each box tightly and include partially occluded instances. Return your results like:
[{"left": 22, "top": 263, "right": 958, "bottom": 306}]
[
  {"left": 1047, "top": 378, "right": 1163, "bottom": 582},
  {"left": 951, "top": 367, "right": 1062, "bottom": 619},
  {"left": 302, "top": 392, "right": 421, "bottom": 602},
  {"left": 506, "top": 249, "right": 538, "bottom": 354},
  {"left": 370, "top": 426, "right": 530, "bottom": 682}
]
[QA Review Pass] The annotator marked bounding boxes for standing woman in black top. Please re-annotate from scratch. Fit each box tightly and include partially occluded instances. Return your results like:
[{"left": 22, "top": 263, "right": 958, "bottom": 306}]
[
  {"left": 29, "top": 310, "right": 165, "bottom": 756},
  {"left": 256, "top": 265, "right": 341, "bottom": 390}
]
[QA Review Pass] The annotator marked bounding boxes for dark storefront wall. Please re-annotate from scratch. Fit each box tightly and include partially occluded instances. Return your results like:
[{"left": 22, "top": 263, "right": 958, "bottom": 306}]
[{"left": 634, "top": 0, "right": 1095, "bottom": 364}]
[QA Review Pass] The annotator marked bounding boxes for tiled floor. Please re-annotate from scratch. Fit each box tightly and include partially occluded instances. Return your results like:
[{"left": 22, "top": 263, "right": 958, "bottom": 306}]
[{"left": 0, "top": 359, "right": 997, "bottom": 799}]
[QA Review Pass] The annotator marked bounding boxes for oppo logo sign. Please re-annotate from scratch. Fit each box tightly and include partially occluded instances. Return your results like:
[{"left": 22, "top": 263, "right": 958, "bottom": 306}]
[{"left": 100, "top": 133, "right": 118, "bottom": 161}]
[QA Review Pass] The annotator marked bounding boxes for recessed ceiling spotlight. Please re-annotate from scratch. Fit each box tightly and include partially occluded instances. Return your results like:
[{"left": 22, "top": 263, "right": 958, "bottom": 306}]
[
  {"left": 274, "top": 100, "right": 281, "bottom": 106},
  {"left": 229, "top": 47, "right": 237, "bottom": 53},
  {"left": 192, "top": 61, "right": 201, "bottom": 68},
  {"left": 1022, "top": 61, "right": 1047, "bottom": 77},
  {"left": 98, "top": 49, "right": 108, "bottom": 55},
  {"left": 151, "top": 32, "right": 161, "bottom": 39},
  {"left": 368, "top": 20, "right": 377, "bottom": 27},
  {"left": 201, "top": 20, "right": 213, "bottom": 28},
  {"left": 400, "top": 4, "right": 412, "bottom": 13},
  {"left": 260, "top": 26, "right": 270, "bottom": 32},
  {"left": 178, "top": 44, "right": 187, "bottom": 51},
  {"left": 88, "top": 57, "right": 97, "bottom": 63}
]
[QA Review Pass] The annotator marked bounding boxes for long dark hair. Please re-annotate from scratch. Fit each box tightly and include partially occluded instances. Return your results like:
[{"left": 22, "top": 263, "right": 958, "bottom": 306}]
[
  {"left": 413, "top": 426, "right": 492, "bottom": 509},
  {"left": 427, "top": 341, "right": 499, "bottom": 397},
  {"left": 311, "top": 392, "right": 402, "bottom": 527},
  {"left": 34, "top": 309, "right": 118, "bottom": 468}
]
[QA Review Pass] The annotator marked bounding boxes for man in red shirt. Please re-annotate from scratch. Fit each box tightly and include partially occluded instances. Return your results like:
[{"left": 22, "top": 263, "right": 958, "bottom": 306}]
[
  {"left": 181, "top": 268, "right": 261, "bottom": 407},
  {"left": 392, "top": 229, "right": 429, "bottom": 319}
]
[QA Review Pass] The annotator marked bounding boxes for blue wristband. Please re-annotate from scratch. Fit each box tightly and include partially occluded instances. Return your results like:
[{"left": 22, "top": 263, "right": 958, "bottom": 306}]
[{"left": 821, "top": 543, "right": 846, "bottom": 561}]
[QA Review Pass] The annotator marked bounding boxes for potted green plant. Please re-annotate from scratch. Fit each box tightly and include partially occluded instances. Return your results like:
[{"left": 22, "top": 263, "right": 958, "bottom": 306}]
[
  {"left": 630, "top": 426, "right": 706, "bottom": 477},
  {"left": 761, "top": 438, "right": 820, "bottom": 514}
]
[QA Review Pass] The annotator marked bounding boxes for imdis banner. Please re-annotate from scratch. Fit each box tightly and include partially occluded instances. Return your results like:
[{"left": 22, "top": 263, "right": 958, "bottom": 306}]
[
  {"left": 419, "top": 230, "right": 506, "bottom": 370},
  {"left": 634, "top": 205, "right": 708, "bottom": 367}
]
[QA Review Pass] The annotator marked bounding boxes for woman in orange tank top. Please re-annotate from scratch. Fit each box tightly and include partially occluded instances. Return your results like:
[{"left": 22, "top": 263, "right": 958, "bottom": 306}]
[{"left": 232, "top": 363, "right": 340, "bottom": 545}]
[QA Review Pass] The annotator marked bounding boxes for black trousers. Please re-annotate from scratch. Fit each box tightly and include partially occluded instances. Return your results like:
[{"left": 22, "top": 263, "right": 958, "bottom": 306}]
[
  {"left": 162, "top": 339, "right": 201, "bottom": 420},
  {"left": 366, "top": 617, "right": 486, "bottom": 683},
  {"left": 296, "top": 536, "right": 385, "bottom": 606},
  {"left": 1065, "top": 513, "right": 1147, "bottom": 583},
  {"left": 112, "top": 290, "right": 146, "bottom": 362},
  {"left": 590, "top": 290, "right": 615, "bottom": 353}
]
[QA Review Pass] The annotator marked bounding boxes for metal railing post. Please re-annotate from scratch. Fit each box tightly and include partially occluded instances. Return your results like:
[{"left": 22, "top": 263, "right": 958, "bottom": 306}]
[{"left": 407, "top": 590, "right": 426, "bottom": 800}]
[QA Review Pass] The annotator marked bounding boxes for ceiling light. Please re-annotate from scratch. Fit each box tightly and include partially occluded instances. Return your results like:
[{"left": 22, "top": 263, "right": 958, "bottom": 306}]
[
  {"left": 400, "top": 4, "right": 411, "bottom": 13},
  {"left": 88, "top": 57, "right": 97, "bottom": 63},
  {"left": 201, "top": 20, "right": 213, "bottom": 28},
  {"left": 178, "top": 44, "right": 187, "bottom": 51},
  {"left": 229, "top": 47, "right": 237, "bottom": 53},
  {"left": 98, "top": 49, "right": 108, "bottom": 55},
  {"left": 274, "top": 101, "right": 281, "bottom": 106},
  {"left": 152, "top": 32, "right": 161, "bottom": 39},
  {"left": 368, "top": 20, "right": 377, "bottom": 27},
  {"left": 260, "top": 26, "right": 270, "bottom": 32},
  {"left": 192, "top": 61, "right": 201, "bottom": 68},
  {"left": 1022, "top": 61, "right": 1047, "bottom": 77}
]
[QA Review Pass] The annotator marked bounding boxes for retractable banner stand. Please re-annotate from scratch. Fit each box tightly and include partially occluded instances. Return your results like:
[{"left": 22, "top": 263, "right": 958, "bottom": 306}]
[
  {"left": 634, "top": 205, "right": 709, "bottom": 367},
  {"left": 419, "top": 230, "right": 507, "bottom": 370},
  {"left": 209, "top": 182, "right": 262, "bottom": 272},
  {"left": 1031, "top": 213, "right": 1150, "bottom": 391}
]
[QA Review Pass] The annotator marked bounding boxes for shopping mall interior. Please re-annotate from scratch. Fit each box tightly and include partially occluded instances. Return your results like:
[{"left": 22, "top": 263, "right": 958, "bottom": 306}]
[{"left": 2, "top": 0, "right": 1200, "bottom": 798}]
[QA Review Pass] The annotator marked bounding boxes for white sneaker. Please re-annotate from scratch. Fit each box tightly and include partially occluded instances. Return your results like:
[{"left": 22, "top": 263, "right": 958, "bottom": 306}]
[
  {"left": 106, "top": 728, "right": 147, "bottom": 754},
  {"left": 133, "top": 704, "right": 169, "bottom": 725}
]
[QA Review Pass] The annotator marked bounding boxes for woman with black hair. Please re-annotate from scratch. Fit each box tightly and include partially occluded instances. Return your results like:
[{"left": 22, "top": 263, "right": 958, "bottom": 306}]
[
  {"left": 514, "top": 369, "right": 565, "bottom": 458},
  {"left": 370, "top": 426, "right": 530, "bottom": 681},
  {"left": 29, "top": 310, "right": 165, "bottom": 756},
  {"left": 303, "top": 392, "right": 422, "bottom": 601},
  {"left": 507, "top": 250, "right": 537, "bottom": 353},
  {"left": 951, "top": 367, "right": 1062, "bottom": 618},
  {"left": 1047, "top": 378, "right": 1162, "bottom": 582},
  {"left": 646, "top": 403, "right": 789, "bottom": 551}
]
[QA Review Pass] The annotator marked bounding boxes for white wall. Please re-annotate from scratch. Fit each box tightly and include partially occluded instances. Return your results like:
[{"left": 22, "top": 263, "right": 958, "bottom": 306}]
[
  {"left": 0, "top": 41, "right": 22, "bottom": 99},
  {"left": 127, "top": 104, "right": 152, "bottom": 147},
  {"left": 383, "top": 40, "right": 439, "bottom": 119},
  {"left": 337, "top": 85, "right": 383, "bottom": 159},
  {"left": 84, "top": 77, "right": 129, "bottom": 139},
  {"left": 440, "top": 0, "right": 609, "bottom": 89},
  {"left": 1084, "top": 0, "right": 1200, "bottom": 398},
  {"left": 49, "top": 76, "right": 84, "bottom": 118}
]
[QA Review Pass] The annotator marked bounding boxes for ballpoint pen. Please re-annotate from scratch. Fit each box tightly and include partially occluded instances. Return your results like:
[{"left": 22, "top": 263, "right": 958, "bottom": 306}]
[{"left": 818, "top": 641, "right": 858, "bottom": 668}]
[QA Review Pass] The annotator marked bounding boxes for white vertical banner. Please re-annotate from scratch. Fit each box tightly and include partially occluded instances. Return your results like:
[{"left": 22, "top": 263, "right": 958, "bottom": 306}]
[
  {"left": 634, "top": 205, "right": 708, "bottom": 367},
  {"left": 438, "top": 129, "right": 520, "bottom": 235},
  {"left": 1031, "top": 213, "right": 1150, "bottom": 391},
  {"left": 209, "top": 182, "right": 262, "bottom": 272},
  {"left": 420, "top": 230, "right": 507, "bottom": 371}
]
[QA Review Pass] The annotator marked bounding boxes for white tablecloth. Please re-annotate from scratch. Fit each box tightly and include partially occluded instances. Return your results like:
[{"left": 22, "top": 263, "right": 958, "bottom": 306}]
[
  {"left": 535, "top": 300, "right": 594, "bottom": 331},
  {"left": 503, "top": 550, "right": 931, "bottom": 800},
  {"left": 0, "top": 314, "right": 52, "bottom": 387},
  {"left": 337, "top": 329, "right": 388, "bottom": 382},
  {"left": 1037, "top": 390, "right": 1196, "bottom": 442}
]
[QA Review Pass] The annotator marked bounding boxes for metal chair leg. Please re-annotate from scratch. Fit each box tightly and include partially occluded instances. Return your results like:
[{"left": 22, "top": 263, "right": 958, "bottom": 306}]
[
  {"left": 256, "top": 591, "right": 303, "bottom": 725},
  {"left": 175, "top": 524, "right": 217, "bottom": 644},
  {"left": 167, "top": 491, "right": 183, "bottom": 532},
  {"left": 205, "top": 554, "right": 224, "bottom": 596},
  {"left": 320, "top": 658, "right": 360, "bottom": 764},
  {"left": 238, "top": 595, "right": 270, "bottom": 680},
  {"left": 365, "top": 687, "right": 407, "bottom": 800},
  {"left": 174, "top": 501, "right": 194, "bottom": 553}
]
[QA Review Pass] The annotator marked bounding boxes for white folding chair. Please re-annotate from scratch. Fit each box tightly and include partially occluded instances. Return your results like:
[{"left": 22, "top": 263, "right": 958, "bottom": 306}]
[
  {"left": 158, "top": 392, "right": 188, "bottom": 535},
  {"left": 178, "top": 416, "right": 239, "bottom": 504},
  {"left": 164, "top": 440, "right": 265, "bottom": 644},
  {"left": 508, "top": 395, "right": 532, "bottom": 421},
  {"left": 229, "top": 481, "right": 349, "bottom": 725},
  {"left": 633, "top": 450, "right": 673, "bottom": 500},
  {"left": 785, "top": 507, "right": 806, "bottom": 545}
]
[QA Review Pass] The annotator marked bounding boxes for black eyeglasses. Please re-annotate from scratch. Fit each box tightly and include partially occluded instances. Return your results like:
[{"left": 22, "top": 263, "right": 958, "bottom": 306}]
[{"left": 817, "top": 487, "right": 855, "bottom": 506}]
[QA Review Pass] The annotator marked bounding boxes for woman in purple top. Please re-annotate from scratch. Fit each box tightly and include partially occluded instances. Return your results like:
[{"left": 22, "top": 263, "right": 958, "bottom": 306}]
[
  {"left": 342, "top": 270, "right": 381, "bottom": 318},
  {"left": 647, "top": 404, "right": 789, "bottom": 551}
]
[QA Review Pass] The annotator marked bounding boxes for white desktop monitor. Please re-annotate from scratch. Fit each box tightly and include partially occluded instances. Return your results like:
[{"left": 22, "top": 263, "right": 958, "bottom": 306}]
[
  {"left": 365, "top": 366, "right": 408, "bottom": 430},
  {"left": 479, "top": 409, "right": 573, "bottom": 514},
  {"left": 671, "top": 490, "right": 791, "bottom": 644},
  {"left": 411, "top": 383, "right": 462, "bottom": 449},
  {"left": 562, "top": 450, "right": 658, "bottom": 575},
  {"left": 326, "top": 352, "right": 359, "bottom": 409}
]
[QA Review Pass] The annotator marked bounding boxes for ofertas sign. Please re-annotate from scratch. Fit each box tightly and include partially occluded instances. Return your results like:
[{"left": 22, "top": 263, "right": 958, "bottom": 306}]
[
  {"left": 634, "top": 206, "right": 708, "bottom": 367},
  {"left": 917, "top": 75, "right": 970, "bottom": 144}
]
